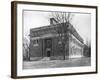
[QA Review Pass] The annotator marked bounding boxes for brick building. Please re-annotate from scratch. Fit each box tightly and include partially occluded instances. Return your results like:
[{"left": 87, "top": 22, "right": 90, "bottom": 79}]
[{"left": 29, "top": 18, "right": 84, "bottom": 60}]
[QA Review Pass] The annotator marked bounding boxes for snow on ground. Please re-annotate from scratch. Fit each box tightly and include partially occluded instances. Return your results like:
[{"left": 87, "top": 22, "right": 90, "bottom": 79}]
[{"left": 23, "top": 57, "right": 91, "bottom": 69}]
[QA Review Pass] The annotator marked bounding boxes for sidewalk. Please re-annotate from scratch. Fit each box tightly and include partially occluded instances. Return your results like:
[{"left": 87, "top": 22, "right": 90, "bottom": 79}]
[{"left": 23, "top": 57, "right": 91, "bottom": 69}]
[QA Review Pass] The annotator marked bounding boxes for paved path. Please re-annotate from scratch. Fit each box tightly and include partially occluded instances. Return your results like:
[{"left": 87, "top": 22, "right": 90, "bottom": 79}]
[{"left": 23, "top": 57, "right": 91, "bottom": 69}]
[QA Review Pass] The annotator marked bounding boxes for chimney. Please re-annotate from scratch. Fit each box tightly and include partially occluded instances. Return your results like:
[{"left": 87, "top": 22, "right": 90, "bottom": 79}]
[{"left": 50, "top": 18, "right": 58, "bottom": 25}]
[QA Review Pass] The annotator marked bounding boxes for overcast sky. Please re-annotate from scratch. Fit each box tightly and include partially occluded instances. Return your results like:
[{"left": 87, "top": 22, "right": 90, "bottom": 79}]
[{"left": 23, "top": 10, "right": 91, "bottom": 44}]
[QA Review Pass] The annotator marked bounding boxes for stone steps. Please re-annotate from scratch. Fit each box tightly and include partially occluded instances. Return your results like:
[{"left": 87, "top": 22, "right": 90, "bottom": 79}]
[{"left": 41, "top": 57, "right": 50, "bottom": 61}]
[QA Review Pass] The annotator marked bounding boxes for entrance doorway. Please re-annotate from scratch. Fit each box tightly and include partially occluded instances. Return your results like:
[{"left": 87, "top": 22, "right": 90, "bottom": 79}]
[{"left": 45, "top": 38, "right": 52, "bottom": 57}]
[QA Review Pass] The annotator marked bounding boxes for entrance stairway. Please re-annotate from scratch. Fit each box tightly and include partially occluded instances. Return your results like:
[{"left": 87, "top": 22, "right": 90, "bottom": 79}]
[{"left": 41, "top": 57, "right": 50, "bottom": 61}]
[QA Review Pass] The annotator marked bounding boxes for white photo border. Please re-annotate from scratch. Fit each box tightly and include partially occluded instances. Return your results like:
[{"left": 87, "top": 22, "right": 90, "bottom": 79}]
[{"left": 12, "top": 1, "right": 97, "bottom": 78}]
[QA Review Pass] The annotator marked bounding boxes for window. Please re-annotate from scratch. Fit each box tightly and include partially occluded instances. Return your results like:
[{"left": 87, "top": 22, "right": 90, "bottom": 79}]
[
  {"left": 33, "top": 39, "right": 39, "bottom": 46},
  {"left": 58, "top": 41, "right": 62, "bottom": 44}
]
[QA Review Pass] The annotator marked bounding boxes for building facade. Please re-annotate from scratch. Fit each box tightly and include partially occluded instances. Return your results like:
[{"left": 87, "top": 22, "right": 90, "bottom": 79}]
[{"left": 29, "top": 19, "right": 84, "bottom": 60}]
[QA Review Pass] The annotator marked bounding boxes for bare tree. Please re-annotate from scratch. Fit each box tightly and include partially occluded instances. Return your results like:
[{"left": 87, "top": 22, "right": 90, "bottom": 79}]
[
  {"left": 51, "top": 12, "right": 74, "bottom": 23},
  {"left": 23, "top": 37, "right": 30, "bottom": 60},
  {"left": 50, "top": 12, "right": 74, "bottom": 38},
  {"left": 84, "top": 38, "right": 91, "bottom": 57},
  {"left": 50, "top": 12, "right": 74, "bottom": 59}
]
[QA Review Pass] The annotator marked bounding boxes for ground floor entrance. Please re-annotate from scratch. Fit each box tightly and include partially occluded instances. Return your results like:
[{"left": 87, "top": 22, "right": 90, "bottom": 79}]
[{"left": 44, "top": 38, "right": 52, "bottom": 57}]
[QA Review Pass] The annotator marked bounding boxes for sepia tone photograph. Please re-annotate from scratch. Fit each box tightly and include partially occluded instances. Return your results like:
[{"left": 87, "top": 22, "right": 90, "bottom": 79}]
[{"left": 23, "top": 10, "right": 91, "bottom": 69}]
